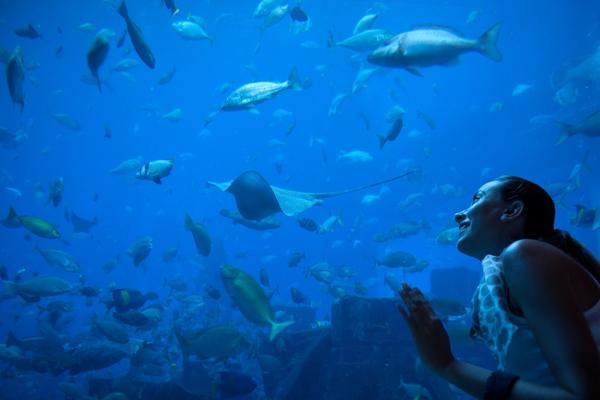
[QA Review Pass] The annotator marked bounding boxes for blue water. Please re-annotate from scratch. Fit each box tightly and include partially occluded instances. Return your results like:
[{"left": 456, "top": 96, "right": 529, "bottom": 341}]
[{"left": 1, "top": 0, "right": 599, "bottom": 398}]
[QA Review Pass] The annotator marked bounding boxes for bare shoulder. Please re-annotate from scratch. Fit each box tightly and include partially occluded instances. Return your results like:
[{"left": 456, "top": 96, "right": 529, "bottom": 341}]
[
  {"left": 500, "top": 239, "right": 599, "bottom": 309},
  {"left": 500, "top": 239, "right": 566, "bottom": 275}
]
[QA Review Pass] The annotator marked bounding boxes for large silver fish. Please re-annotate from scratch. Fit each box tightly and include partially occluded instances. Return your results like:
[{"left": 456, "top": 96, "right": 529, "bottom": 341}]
[
  {"left": 5, "top": 47, "right": 25, "bottom": 111},
  {"left": 368, "top": 23, "right": 502, "bottom": 75},
  {"left": 556, "top": 110, "right": 600, "bottom": 144},
  {"left": 221, "top": 68, "right": 301, "bottom": 111}
]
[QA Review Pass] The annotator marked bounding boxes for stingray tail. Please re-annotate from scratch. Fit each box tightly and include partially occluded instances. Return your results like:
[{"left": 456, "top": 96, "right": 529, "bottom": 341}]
[{"left": 476, "top": 22, "right": 502, "bottom": 62}]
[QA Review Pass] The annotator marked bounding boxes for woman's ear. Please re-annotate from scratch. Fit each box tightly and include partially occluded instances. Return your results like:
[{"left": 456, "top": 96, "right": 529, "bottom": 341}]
[{"left": 500, "top": 200, "right": 525, "bottom": 221}]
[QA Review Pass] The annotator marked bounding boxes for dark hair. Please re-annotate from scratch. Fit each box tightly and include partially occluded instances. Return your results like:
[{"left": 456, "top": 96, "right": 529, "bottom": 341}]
[{"left": 495, "top": 175, "right": 600, "bottom": 284}]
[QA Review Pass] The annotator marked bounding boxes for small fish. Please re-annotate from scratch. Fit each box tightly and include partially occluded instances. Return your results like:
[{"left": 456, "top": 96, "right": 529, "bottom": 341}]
[
  {"left": 103, "top": 122, "right": 112, "bottom": 138},
  {"left": 112, "top": 58, "right": 138, "bottom": 71},
  {"left": 334, "top": 29, "right": 393, "bottom": 52},
  {"left": 172, "top": 21, "right": 212, "bottom": 42},
  {"left": 47, "top": 177, "right": 64, "bottom": 207},
  {"left": 353, "top": 13, "right": 378, "bottom": 35},
  {"left": 128, "top": 236, "right": 153, "bottom": 266},
  {"left": 158, "top": 66, "right": 176, "bottom": 85},
  {"left": 337, "top": 150, "right": 373, "bottom": 163},
  {"left": 254, "top": 0, "right": 280, "bottom": 18},
  {"left": 570, "top": 205, "right": 600, "bottom": 230},
  {"left": 116, "top": 0, "right": 156, "bottom": 69},
  {"left": 4, "top": 186, "right": 22, "bottom": 197},
  {"left": 135, "top": 159, "right": 174, "bottom": 184},
  {"left": 289, "top": 6, "right": 308, "bottom": 22},
  {"left": 297, "top": 217, "right": 318, "bottom": 232},
  {"left": 328, "top": 92, "right": 350, "bottom": 116},
  {"left": 417, "top": 111, "right": 436, "bottom": 130},
  {"left": 161, "top": 108, "right": 182, "bottom": 122},
  {"left": 378, "top": 115, "right": 403, "bottom": 149},
  {"left": 184, "top": 213, "right": 211, "bottom": 256},
  {"left": 110, "top": 157, "right": 142, "bottom": 175},
  {"left": 2, "top": 207, "right": 61, "bottom": 239},
  {"left": 512, "top": 83, "right": 532, "bottom": 96},
  {"left": 221, "top": 67, "right": 301, "bottom": 110},
  {"left": 375, "top": 251, "right": 417, "bottom": 269},
  {"left": 15, "top": 24, "right": 42, "bottom": 39},
  {"left": 466, "top": 10, "right": 481, "bottom": 24},
  {"left": 77, "top": 22, "right": 97, "bottom": 32},
  {"left": 287, "top": 251, "right": 305, "bottom": 267},
  {"left": 290, "top": 287, "right": 308, "bottom": 304},
  {"left": 259, "top": 267, "right": 270, "bottom": 287},
  {"left": 260, "top": 4, "right": 289, "bottom": 33},
  {"left": 162, "top": 0, "right": 180, "bottom": 16},
  {"left": 52, "top": 113, "right": 80, "bottom": 130},
  {"left": 5, "top": 47, "right": 26, "bottom": 111},
  {"left": 220, "top": 264, "right": 294, "bottom": 340}
]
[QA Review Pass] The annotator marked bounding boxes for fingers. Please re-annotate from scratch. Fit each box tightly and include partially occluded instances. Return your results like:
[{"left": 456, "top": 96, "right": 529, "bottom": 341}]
[{"left": 398, "top": 283, "right": 438, "bottom": 323}]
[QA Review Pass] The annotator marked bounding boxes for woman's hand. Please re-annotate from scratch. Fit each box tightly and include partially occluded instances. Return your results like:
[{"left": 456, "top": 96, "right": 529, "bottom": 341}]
[{"left": 398, "top": 283, "right": 456, "bottom": 375}]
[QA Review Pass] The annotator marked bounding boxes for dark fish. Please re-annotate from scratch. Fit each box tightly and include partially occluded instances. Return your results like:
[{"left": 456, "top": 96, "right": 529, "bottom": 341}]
[
  {"left": 162, "top": 247, "right": 178, "bottom": 262},
  {"left": 14, "top": 24, "right": 41, "bottom": 39},
  {"left": 5, "top": 47, "right": 25, "bottom": 111},
  {"left": 205, "top": 285, "right": 221, "bottom": 300},
  {"left": 297, "top": 217, "right": 318, "bottom": 232},
  {"left": 116, "top": 29, "right": 127, "bottom": 48},
  {"left": 163, "top": 0, "right": 180, "bottom": 16},
  {"left": 87, "top": 33, "right": 110, "bottom": 92},
  {"left": 47, "top": 177, "right": 64, "bottom": 207},
  {"left": 417, "top": 111, "right": 436, "bottom": 130},
  {"left": 68, "top": 344, "right": 128, "bottom": 374},
  {"left": 184, "top": 213, "right": 211, "bottom": 256},
  {"left": 377, "top": 116, "right": 403, "bottom": 149},
  {"left": 128, "top": 236, "right": 152, "bottom": 266},
  {"left": 54, "top": 44, "right": 63, "bottom": 56},
  {"left": 113, "top": 310, "right": 149, "bottom": 327},
  {"left": 289, "top": 6, "right": 308, "bottom": 22},
  {"left": 219, "top": 209, "right": 281, "bottom": 231},
  {"left": 103, "top": 122, "right": 112, "bottom": 138},
  {"left": 0, "top": 264, "right": 8, "bottom": 280},
  {"left": 287, "top": 251, "right": 305, "bottom": 267},
  {"left": 290, "top": 287, "right": 308, "bottom": 304},
  {"left": 111, "top": 288, "right": 146, "bottom": 312},
  {"left": 158, "top": 66, "right": 176, "bottom": 85},
  {"left": 215, "top": 371, "right": 258, "bottom": 399},
  {"left": 116, "top": 0, "right": 156, "bottom": 69},
  {"left": 92, "top": 314, "right": 129, "bottom": 344},
  {"left": 259, "top": 267, "right": 270, "bottom": 287}
]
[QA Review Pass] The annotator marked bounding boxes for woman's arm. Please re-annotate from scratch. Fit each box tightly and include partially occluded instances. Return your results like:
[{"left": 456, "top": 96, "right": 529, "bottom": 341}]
[
  {"left": 501, "top": 239, "right": 600, "bottom": 398},
  {"left": 399, "top": 239, "right": 600, "bottom": 399},
  {"left": 398, "top": 285, "right": 581, "bottom": 399}
]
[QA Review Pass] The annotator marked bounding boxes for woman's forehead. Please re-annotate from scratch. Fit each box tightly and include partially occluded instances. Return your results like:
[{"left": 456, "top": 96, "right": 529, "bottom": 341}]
[{"left": 477, "top": 181, "right": 503, "bottom": 196}]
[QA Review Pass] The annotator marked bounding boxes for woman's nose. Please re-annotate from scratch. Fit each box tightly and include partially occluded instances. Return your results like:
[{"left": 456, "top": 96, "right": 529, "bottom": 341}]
[{"left": 454, "top": 212, "right": 466, "bottom": 224}]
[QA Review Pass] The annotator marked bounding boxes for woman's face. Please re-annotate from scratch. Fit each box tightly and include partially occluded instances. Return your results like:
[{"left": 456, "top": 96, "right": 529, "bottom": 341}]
[{"left": 454, "top": 180, "right": 510, "bottom": 260}]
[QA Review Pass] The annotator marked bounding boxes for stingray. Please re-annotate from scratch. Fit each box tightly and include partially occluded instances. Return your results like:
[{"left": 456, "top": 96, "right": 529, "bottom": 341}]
[
  {"left": 207, "top": 170, "right": 414, "bottom": 221},
  {"left": 65, "top": 209, "right": 98, "bottom": 233}
]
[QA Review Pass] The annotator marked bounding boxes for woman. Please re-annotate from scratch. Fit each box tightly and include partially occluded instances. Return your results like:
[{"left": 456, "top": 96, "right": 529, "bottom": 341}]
[{"left": 398, "top": 176, "right": 600, "bottom": 399}]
